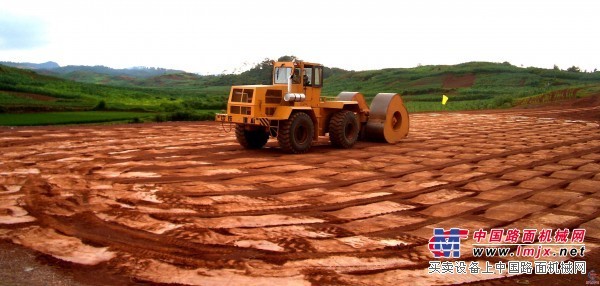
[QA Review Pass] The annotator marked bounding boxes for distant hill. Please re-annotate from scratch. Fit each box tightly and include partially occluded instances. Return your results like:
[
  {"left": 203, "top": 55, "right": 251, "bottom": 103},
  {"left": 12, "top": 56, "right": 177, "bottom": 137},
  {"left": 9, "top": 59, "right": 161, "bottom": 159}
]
[
  {"left": 0, "top": 57, "right": 347, "bottom": 88},
  {"left": 1, "top": 61, "right": 60, "bottom": 70},
  {"left": 43, "top": 65, "right": 185, "bottom": 79},
  {"left": 91, "top": 57, "right": 349, "bottom": 89},
  {"left": 2, "top": 57, "right": 600, "bottom": 114},
  {"left": 0, "top": 61, "right": 186, "bottom": 84}
]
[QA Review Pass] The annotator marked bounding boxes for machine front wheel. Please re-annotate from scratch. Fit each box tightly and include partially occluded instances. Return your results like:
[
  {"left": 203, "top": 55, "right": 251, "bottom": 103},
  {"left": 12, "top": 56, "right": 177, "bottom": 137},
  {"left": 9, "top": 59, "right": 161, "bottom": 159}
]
[
  {"left": 235, "top": 124, "right": 269, "bottom": 149},
  {"left": 277, "top": 112, "right": 314, "bottom": 153}
]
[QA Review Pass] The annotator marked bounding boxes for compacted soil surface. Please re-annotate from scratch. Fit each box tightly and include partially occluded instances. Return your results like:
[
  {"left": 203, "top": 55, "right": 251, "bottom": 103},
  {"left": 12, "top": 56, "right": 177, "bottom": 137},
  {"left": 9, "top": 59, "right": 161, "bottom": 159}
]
[{"left": 1, "top": 100, "right": 599, "bottom": 285}]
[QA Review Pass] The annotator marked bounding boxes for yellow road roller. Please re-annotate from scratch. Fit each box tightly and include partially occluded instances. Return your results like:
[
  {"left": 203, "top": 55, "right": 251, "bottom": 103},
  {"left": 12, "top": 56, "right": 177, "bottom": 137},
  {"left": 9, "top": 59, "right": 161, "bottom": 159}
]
[{"left": 215, "top": 59, "right": 409, "bottom": 153}]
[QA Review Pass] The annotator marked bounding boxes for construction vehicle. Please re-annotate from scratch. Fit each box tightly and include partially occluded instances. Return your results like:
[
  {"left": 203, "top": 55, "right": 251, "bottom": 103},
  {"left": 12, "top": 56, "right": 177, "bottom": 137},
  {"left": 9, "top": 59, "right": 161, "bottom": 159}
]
[{"left": 215, "top": 59, "right": 409, "bottom": 153}]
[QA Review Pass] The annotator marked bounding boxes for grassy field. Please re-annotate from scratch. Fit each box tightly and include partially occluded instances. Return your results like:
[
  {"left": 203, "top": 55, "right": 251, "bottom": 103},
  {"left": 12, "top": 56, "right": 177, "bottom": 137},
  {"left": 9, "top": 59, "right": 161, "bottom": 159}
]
[{"left": 0, "top": 111, "right": 155, "bottom": 126}]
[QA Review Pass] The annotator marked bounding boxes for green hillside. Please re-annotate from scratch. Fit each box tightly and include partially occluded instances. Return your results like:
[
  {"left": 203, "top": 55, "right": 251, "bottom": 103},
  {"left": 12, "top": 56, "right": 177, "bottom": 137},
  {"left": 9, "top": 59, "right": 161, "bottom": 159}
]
[
  {"left": 322, "top": 62, "right": 600, "bottom": 111},
  {"left": 0, "top": 64, "right": 226, "bottom": 112},
  {"left": 0, "top": 64, "right": 225, "bottom": 125},
  {"left": 45, "top": 58, "right": 599, "bottom": 113},
  {"left": 129, "top": 60, "right": 600, "bottom": 112},
  {"left": 1, "top": 59, "right": 599, "bottom": 125}
]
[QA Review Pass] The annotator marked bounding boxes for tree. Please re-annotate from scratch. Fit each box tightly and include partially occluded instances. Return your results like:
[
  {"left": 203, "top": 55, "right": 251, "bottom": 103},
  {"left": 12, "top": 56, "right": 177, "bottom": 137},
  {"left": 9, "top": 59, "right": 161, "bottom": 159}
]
[
  {"left": 567, "top": 66, "right": 581, "bottom": 73},
  {"left": 93, "top": 100, "right": 106, "bottom": 110},
  {"left": 553, "top": 64, "right": 559, "bottom": 70},
  {"left": 277, "top": 55, "right": 297, "bottom": 62}
]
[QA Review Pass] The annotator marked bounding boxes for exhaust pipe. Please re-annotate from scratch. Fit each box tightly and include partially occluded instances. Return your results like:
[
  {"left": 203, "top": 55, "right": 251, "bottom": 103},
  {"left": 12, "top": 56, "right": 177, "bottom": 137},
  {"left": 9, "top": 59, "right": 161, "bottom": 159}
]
[
  {"left": 284, "top": 93, "right": 306, "bottom": 102},
  {"left": 284, "top": 63, "right": 306, "bottom": 102},
  {"left": 288, "top": 71, "right": 292, "bottom": 94}
]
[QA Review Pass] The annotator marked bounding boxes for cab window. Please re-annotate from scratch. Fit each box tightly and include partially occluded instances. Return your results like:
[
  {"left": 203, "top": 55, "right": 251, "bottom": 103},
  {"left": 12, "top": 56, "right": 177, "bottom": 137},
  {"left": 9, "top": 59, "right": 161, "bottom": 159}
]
[
  {"left": 274, "top": 67, "right": 291, "bottom": 84},
  {"left": 313, "top": 66, "right": 323, "bottom": 87},
  {"left": 292, "top": 68, "right": 301, "bottom": 84},
  {"left": 303, "top": 68, "right": 312, "bottom": 86}
]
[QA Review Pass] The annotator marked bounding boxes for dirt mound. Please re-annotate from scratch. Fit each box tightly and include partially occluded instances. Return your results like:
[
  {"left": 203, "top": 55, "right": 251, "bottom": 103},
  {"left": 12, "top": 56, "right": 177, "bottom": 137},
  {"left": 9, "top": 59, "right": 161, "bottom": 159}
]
[
  {"left": 569, "top": 93, "right": 600, "bottom": 108},
  {"left": 553, "top": 94, "right": 600, "bottom": 121},
  {"left": 442, "top": 73, "right": 475, "bottom": 88},
  {"left": 514, "top": 94, "right": 600, "bottom": 122}
]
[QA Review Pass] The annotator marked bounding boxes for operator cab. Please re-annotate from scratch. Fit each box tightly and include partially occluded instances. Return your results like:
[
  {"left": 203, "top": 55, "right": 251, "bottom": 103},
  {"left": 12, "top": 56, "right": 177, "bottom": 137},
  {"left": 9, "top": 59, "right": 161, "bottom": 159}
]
[{"left": 273, "top": 62, "right": 323, "bottom": 88}]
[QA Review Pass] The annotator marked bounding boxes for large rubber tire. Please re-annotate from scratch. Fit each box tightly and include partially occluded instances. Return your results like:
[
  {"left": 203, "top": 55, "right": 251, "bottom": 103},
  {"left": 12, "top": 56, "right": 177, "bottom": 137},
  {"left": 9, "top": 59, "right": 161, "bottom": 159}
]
[
  {"left": 277, "top": 112, "right": 314, "bottom": 154},
  {"left": 235, "top": 124, "right": 269, "bottom": 149},
  {"left": 329, "top": 110, "right": 359, "bottom": 149}
]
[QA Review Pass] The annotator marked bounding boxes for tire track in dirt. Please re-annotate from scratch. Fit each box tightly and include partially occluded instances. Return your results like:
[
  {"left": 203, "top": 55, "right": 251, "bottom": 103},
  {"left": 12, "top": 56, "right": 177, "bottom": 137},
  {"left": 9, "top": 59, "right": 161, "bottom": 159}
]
[
  {"left": 119, "top": 136, "right": 600, "bottom": 217},
  {"left": 18, "top": 137, "right": 594, "bottom": 272},
  {"left": 1, "top": 109, "right": 600, "bottom": 285}
]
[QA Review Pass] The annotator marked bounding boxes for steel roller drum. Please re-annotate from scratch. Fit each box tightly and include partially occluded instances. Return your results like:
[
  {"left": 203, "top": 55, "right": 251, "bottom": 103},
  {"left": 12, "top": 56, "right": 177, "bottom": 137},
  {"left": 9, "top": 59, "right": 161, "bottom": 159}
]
[
  {"left": 336, "top": 91, "right": 361, "bottom": 101},
  {"left": 336, "top": 92, "right": 369, "bottom": 111},
  {"left": 364, "top": 93, "right": 409, "bottom": 143}
]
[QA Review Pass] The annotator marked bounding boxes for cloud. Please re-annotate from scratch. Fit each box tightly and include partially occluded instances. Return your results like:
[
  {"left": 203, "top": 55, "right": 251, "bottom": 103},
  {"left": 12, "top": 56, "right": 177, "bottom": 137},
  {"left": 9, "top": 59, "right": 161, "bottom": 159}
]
[{"left": 0, "top": 13, "right": 47, "bottom": 50}]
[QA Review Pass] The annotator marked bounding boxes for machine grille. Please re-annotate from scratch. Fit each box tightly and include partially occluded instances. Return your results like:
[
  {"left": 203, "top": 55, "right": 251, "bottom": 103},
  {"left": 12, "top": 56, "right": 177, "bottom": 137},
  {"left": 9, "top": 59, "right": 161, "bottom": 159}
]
[
  {"left": 231, "top": 89, "right": 254, "bottom": 103},
  {"left": 265, "top": 90, "right": 282, "bottom": 104},
  {"left": 229, "top": 106, "right": 251, "bottom": 115},
  {"left": 265, "top": 107, "right": 276, "bottom": 116}
]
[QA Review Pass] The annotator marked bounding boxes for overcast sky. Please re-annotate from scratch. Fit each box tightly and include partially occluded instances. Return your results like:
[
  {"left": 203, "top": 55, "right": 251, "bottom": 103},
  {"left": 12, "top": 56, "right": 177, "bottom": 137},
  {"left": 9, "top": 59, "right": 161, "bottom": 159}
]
[{"left": 0, "top": 0, "right": 598, "bottom": 74}]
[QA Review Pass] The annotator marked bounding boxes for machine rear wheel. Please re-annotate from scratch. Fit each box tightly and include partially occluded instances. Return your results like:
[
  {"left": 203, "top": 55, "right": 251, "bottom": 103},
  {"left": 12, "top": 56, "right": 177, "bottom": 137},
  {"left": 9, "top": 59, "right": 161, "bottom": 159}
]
[
  {"left": 277, "top": 112, "right": 314, "bottom": 153},
  {"left": 329, "top": 110, "right": 359, "bottom": 148},
  {"left": 235, "top": 124, "right": 269, "bottom": 149}
]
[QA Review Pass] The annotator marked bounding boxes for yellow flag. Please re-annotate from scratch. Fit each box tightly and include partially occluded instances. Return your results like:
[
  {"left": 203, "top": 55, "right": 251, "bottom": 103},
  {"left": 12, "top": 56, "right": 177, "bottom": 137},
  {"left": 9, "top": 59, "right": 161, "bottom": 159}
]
[{"left": 442, "top": 95, "right": 449, "bottom": 105}]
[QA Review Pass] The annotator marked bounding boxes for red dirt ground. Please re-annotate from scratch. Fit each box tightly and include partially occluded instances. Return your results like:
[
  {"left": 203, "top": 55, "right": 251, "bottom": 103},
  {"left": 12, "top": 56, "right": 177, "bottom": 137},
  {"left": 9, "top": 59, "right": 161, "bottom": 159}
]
[
  {"left": 1, "top": 100, "right": 599, "bottom": 285},
  {"left": 443, "top": 74, "right": 476, "bottom": 88},
  {"left": 1, "top": 90, "right": 57, "bottom": 101},
  {"left": 513, "top": 94, "right": 600, "bottom": 122},
  {"left": 409, "top": 76, "right": 443, "bottom": 87}
]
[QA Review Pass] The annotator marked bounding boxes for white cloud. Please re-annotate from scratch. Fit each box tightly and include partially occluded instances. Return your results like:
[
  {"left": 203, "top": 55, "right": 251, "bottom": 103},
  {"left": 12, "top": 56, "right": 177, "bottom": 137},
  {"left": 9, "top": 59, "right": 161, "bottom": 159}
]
[
  {"left": 0, "top": 13, "right": 47, "bottom": 50},
  {"left": 0, "top": 0, "right": 598, "bottom": 73}
]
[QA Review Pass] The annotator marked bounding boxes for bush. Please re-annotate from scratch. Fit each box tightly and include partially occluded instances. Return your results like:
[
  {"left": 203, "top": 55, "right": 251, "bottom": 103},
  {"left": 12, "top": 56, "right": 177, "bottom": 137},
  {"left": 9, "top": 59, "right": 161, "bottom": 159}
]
[
  {"left": 491, "top": 95, "right": 514, "bottom": 108},
  {"left": 154, "top": 114, "right": 166, "bottom": 122},
  {"left": 181, "top": 98, "right": 226, "bottom": 110},
  {"left": 166, "top": 110, "right": 216, "bottom": 121},
  {"left": 93, "top": 100, "right": 107, "bottom": 110},
  {"left": 167, "top": 111, "right": 194, "bottom": 121},
  {"left": 159, "top": 102, "right": 181, "bottom": 112},
  {"left": 182, "top": 99, "right": 208, "bottom": 109}
]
